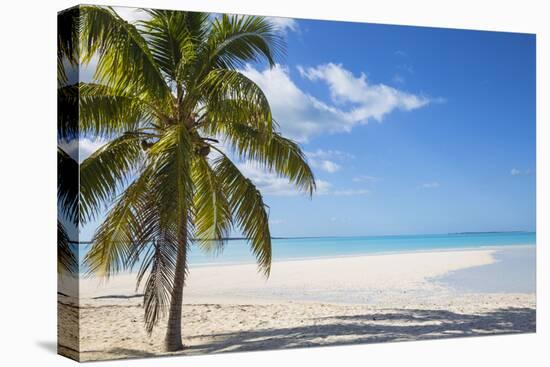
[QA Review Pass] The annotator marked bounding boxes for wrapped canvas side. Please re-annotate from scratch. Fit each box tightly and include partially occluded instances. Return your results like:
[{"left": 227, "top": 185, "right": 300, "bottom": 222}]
[{"left": 57, "top": 6, "right": 81, "bottom": 362}]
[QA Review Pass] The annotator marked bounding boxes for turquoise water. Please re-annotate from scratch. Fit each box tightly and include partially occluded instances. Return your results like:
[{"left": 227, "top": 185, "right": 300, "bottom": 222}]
[
  {"left": 186, "top": 232, "right": 536, "bottom": 266},
  {"left": 436, "top": 246, "right": 536, "bottom": 293},
  {"left": 77, "top": 231, "right": 535, "bottom": 271}
]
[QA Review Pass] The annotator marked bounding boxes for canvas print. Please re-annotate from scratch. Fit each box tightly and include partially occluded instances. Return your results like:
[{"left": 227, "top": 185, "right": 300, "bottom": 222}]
[{"left": 57, "top": 5, "right": 536, "bottom": 362}]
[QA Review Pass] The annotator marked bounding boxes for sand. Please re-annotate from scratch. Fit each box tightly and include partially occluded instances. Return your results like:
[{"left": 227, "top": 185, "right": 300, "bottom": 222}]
[{"left": 57, "top": 248, "right": 536, "bottom": 361}]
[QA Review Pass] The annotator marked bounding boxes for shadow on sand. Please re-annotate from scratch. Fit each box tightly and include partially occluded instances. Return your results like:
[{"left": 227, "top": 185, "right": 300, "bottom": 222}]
[
  {"left": 75, "top": 306, "right": 535, "bottom": 361},
  {"left": 182, "top": 307, "right": 535, "bottom": 354},
  {"left": 92, "top": 294, "right": 145, "bottom": 300}
]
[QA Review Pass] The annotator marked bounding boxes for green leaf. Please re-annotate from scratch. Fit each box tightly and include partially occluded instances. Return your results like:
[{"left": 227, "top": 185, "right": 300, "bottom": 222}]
[
  {"left": 200, "top": 68, "right": 273, "bottom": 132},
  {"left": 84, "top": 168, "right": 151, "bottom": 278},
  {"left": 58, "top": 220, "right": 78, "bottom": 275},
  {"left": 80, "top": 132, "right": 144, "bottom": 223},
  {"left": 57, "top": 84, "right": 79, "bottom": 141},
  {"left": 213, "top": 153, "right": 272, "bottom": 276},
  {"left": 80, "top": 6, "right": 171, "bottom": 100},
  {"left": 57, "top": 147, "right": 79, "bottom": 223},
  {"left": 79, "top": 83, "right": 152, "bottom": 138},
  {"left": 192, "top": 157, "right": 232, "bottom": 252},
  {"left": 137, "top": 233, "right": 179, "bottom": 334},
  {"left": 57, "top": 7, "right": 79, "bottom": 85},
  {"left": 140, "top": 10, "right": 207, "bottom": 84},
  {"left": 222, "top": 123, "right": 316, "bottom": 196},
  {"left": 207, "top": 14, "right": 284, "bottom": 70}
]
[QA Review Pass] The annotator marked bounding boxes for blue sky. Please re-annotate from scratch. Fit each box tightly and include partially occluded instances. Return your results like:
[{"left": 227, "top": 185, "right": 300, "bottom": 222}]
[{"left": 76, "top": 9, "right": 536, "bottom": 239}]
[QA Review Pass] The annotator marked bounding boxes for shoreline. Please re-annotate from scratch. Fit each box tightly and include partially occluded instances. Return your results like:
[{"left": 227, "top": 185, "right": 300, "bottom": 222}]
[
  {"left": 74, "top": 243, "right": 536, "bottom": 275},
  {"left": 184, "top": 243, "right": 536, "bottom": 269},
  {"left": 59, "top": 247, "right": 536, "bottom": 306}
]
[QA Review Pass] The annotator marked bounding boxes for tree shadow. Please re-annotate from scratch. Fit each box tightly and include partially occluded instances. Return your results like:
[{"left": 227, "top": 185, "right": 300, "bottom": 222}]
[
  {"left": 182, "top": 307, "right": 535, "bottom": 355},
  {"left": 75, "top": 347, "right": 161, "bottom": 362},
  {"left": 92, "top": 294, "right": 144, "bottom": 300},
  {"left": 103, "top": 348, "right": 158, "bottom": 358},
  {"left": 92, "top": 306, "right": 535, "bottom": 360}
]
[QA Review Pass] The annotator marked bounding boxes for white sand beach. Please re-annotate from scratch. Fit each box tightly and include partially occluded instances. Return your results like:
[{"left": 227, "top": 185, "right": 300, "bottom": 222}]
[{"left": 58, "top": 247, "right": 536, "bottom": 361}]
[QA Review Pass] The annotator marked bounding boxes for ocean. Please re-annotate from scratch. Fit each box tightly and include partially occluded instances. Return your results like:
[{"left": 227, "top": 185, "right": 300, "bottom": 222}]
[{"left": 78, "top": 231, "right": 535, "bottom": 271}]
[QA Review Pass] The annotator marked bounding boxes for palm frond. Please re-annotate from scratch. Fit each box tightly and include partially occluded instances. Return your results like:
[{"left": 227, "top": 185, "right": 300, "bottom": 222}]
[
  {"left": 200, "top": 69, "right": 272, "bottom": 131},
  {"left": 213, "top": 153, "right": 271, "bottom": 275},
  {"left": 191, "top": 157, "right": 232, "bottom": 253},
  {"left": 207, "top": 14, "right": 283, "bottom": 70},
  {"left": 222, "top": 123, "right": 316, "bottom": 195},
  {"left": 83, "top": 169, "right": 151, "bottom": 278},
  {"left": 80, "top": 6, "right": 171, "bottom": 100},
  {"left": 58, "top": 220, "right": 78, "bottom": 274},
  {"left": 80, "top": 132, "right": 145, "bottom": 223},
  {"left": 139, "top": 10, "right": 202, "bottom": 84},
  {"left": 58, "top": 147, "right": 79, "bottom": 223},
  {"left": 57, "top": 84, "right": 79, "bottom": 141},
  {"left": 79, "top": 83, "right": 153, "bottom": 138},
  {"left": 203, "top": 98, "right": 274, "bottom": 136},
  {"left": 57, "top": 7, "right": 79, "bottom": 85},
  {"left": 137, "top": 231, "right": 179, "bottom": 334}
]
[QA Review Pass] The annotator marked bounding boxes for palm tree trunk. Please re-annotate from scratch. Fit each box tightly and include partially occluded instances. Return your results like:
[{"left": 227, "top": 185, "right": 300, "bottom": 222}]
[{"left": 164, "top": 227, "right": 187, "bottom": 351}]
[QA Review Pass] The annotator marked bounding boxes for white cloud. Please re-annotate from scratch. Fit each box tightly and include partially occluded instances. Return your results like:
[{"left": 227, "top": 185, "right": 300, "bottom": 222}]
[
  {"left": 80, "top": 138, "right": 107, "bottom": 160},
  {"left": 306, "top": 154, "right": 340, "bottom": 173},
  {"left": 211, "top": 138, "right": 336, "bottom": 196},
  {"left": 392, "top": 74, "right": 405, "bottom": 84},
  {"left": 236, "top": 161, "right": 331, "bottom": 196},
  {"left": 510, "top": 168, "right": 534, "bottom": 176},
  {"left": 113, "top": 6, "right": 151, "bottom": 23},
  {"left": 241, "top": 64, "right": 345, "bottom": 141},
  {"left": 421, "top": 182, "right": 440, "bottom": 189},
  {"left": 352, "top": 175, "right": 381, "bottom": 183},
  {"left": 315, "top": 180, "right": 332, "bottom": 194},
  {"left": 333, "top": 189, "right": 370, "bottom": 196},
  {"left": 269, "top": 17, "right": 299, "bottom": 34},
  {"left": 395, "top": 50, "right": 409, "bottom": 58},
  {"left": 397, "top": 64, "right": 415, "bottom": 74},
  {"left": 236, "top": 162, "right": 296, "bottom": 196},
  {"left": 330, "top": 216, "right": 351, "bottom": 223},
  {"left": 299, "top": 63, "right": 430, "bottom": 118},
  {"left": 234, "top": 160, "right": 369, "bottom": 197},
  {"left": 305, "top": 149, "right": 354, "bottom": 159},
  {"left": 317, "top": 160, "right": 341, "bottom": 173},
  {"left": 304, "top": 149, "right": 354, "bottom": 173},
  {"left": 58, "top": 138, "right": 107, "bottom": 163},
  {"left": 242, "top": 63, "right": 432, "bottom": 142}
]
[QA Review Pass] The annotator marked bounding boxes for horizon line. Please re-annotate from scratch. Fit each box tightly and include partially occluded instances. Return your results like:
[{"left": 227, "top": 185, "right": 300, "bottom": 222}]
[{"left": 71, "top": 230, "right": 535, "bottom": 244}]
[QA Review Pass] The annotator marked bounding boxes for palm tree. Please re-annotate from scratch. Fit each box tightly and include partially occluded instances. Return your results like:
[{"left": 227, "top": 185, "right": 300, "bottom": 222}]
[{"left": 78, "top": 6, "right": 316, "bottom": 351}]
